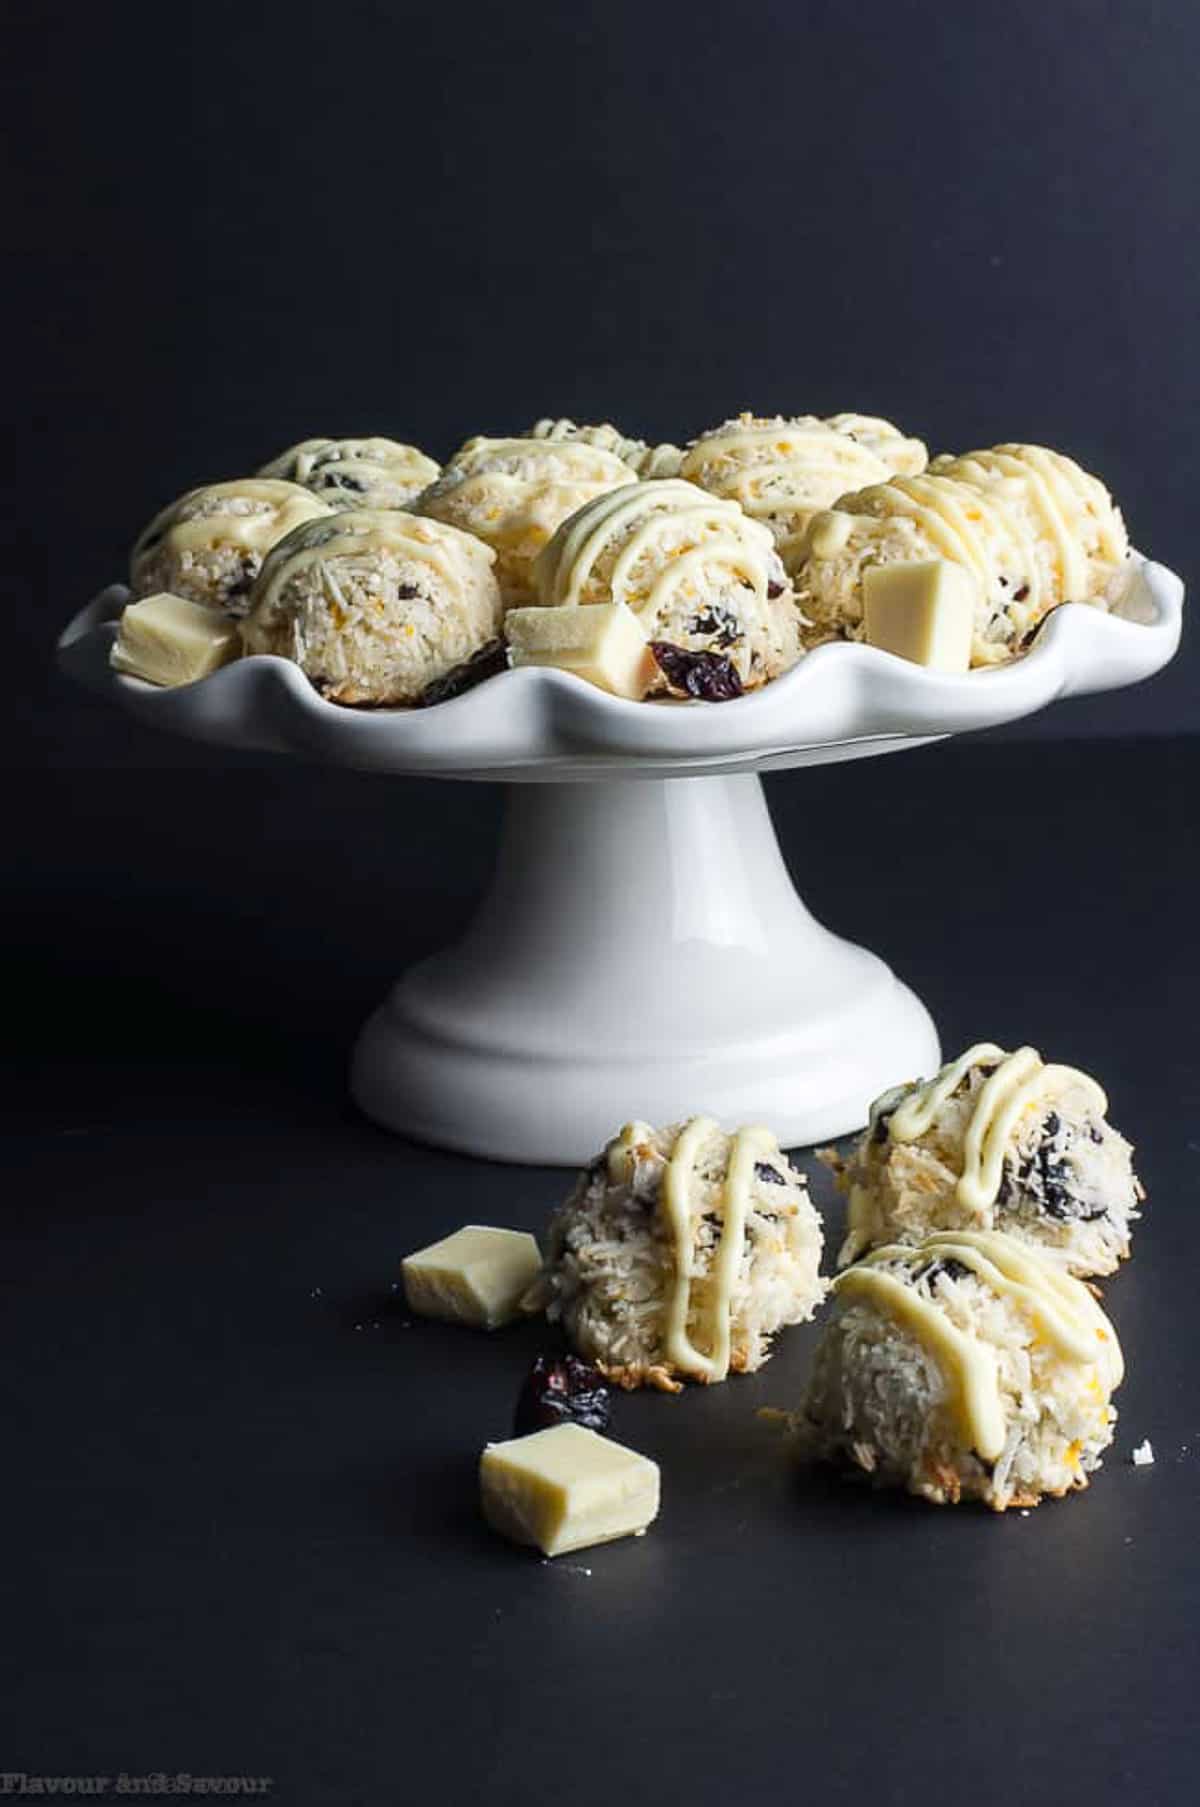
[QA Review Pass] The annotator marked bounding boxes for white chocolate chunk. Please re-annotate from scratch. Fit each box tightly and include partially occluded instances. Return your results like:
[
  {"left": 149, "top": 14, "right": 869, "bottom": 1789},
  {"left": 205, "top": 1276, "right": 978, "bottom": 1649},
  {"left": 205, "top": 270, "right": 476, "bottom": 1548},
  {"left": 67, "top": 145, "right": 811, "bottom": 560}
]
[
  {"left": 862, "top": 560, "right": 975, "bottom": 672},
  {"left": 402, "top": 1225, "right": 541, "bottom": 1330},
  {"left": 480, "top": 1423, "right": 660, "bottom": 1557},
  {"left": 110, "top": 591, "right": 241, "bottom": 687},
  {"left": 504, "top": 601, "right": 658, "bottom": 698}
]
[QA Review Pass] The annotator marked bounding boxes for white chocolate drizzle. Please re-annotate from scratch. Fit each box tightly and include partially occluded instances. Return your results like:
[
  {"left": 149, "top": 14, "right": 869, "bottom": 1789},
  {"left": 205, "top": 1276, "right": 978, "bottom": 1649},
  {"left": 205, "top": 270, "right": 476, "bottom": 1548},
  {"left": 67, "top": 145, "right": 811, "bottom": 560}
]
[
  {"left": 249, "top": 508, "right": 496, "bottom": 620},
  {"left": 834, "top": 1231, "right": 1121, "bottom": 1459},
  {"left": 931, "top": 450, "right": 1078, "bottom": 597},
  {"left": 432, "top": 436, "right": 636, "bottom": 492},
  {"left": 416, "top": 440, "right": 639, "bottom": 569},
  {"left": 823, "top": 413, "right": 928, "bottom": 476},
  {"left": 536, "top": 479, "right": 778, "bottom": 638},
  {"left": 928, "top": 444, "right": 1127, "bottom": 601},
  {"left": 259, "top": 436, "right": 440, "bottom": 498},
  {"left": 887, "top": 1042, "right": 1108, "bottom": 1214},
  {"left": 834, "top": 1263, "right": 1005, "bottom": 1459},
  {"left": 997, "top": 445, "right": 1124, "bottom": 561},
  {"left": 660, "top": 1117, "right": 779, "bottom": 1382},
  {"left": 528, "top": 417, "right": 648, "bottom": 468},
  {"left": 680, "top": 417, "right": 892, "bottom": 528},
  {"left": 133, "top": 480, "right": 331, "bottom": 568},
  {"left": 887, "top": 1041, "right": 1009, "bottom": 1142},
  {"left": 807, "top": 511, "right": 854, "bottom": 559},
  {"left": 881, "top": 476, "right": 1037, "bottom": 608}
]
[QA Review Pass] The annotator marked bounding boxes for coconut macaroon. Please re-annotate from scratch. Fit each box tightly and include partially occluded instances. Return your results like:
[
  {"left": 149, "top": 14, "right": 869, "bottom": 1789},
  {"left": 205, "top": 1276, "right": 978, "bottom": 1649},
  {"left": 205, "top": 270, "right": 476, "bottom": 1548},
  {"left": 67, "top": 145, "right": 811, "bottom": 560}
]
[
  {"left": 131, "top": 479, "right": 332, "bottom": 618},
  {"left": 828, "top": 1043, "right": 1143, "bottom": 1279},
  {"left": 414, "top": 435, "right": 639, "bottom": 608},
  {"left": 678, "top": 412, "right": 928, "bottom": 569},
  {"left": 531, "top": 479, "right": 801, "bottom": 695},
  {"left": 258, "top": 436, "right": 440, "bottom": 511},
  {"left": 798, "top": 1231, "right": 1123, "bottom": 1510},
  {"left": 240, "top": 509, "right": 502, "bottom": 706},
  {"left": 793, "top": 444, "right": 1130, "bottom": 665},
  {"left": 928, "top": 443, "right": 1129, "bottom": 608},
  {"left": 528, "top": 1117, "right": 826, "bottom": 1391},
  {"left": 528, "top": 417, "right": 684, "bottom": 480}
]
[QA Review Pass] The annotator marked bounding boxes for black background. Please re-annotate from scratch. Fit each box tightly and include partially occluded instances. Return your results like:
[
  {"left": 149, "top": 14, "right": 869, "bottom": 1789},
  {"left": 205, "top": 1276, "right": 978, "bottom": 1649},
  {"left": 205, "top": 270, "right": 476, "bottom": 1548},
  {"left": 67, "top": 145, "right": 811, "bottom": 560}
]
[
  {"left": 13, "top": 0, "right": 1198, "bottom": 765},
  {"left": 7, "top": 3, "right": 1200, "bottom": 1802},
  {"left": 6, "top": 746, "right": 1200, "bottom": 1805}
]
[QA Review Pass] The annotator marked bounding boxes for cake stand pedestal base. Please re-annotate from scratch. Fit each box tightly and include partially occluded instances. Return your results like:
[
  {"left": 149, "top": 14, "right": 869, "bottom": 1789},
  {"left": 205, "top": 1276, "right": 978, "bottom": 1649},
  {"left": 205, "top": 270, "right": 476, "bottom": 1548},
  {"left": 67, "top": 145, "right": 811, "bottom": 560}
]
[{"left": 350, "top": 772, "right": 938, "bottom": 1164}]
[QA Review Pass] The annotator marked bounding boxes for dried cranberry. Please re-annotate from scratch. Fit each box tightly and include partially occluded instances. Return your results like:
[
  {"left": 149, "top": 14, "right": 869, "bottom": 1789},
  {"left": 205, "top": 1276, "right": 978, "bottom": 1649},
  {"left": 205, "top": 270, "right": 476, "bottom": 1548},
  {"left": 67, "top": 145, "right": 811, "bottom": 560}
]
[
  {"left": 514, "top": 1354, "right": 612, "bottom": 1437},
  {"left": 755, "top": 1161, "right": 786, "bottom": 1185},
  {"left": 921, "top": 1256, "right": 972, "bottom": 1284},
  {"left": 767, "top": 579, "right": 786, "bottom": 599},
  {"left": 1037, "top": 1165, "right": 1078, "bottom": 1220},
  {"left": 650, "top": 641, "right": 743, "bottom": 702},
  {"left": 225, "top": 568, "right": 255, "bottom": 599},
  {"left": 1005, "top": 1122, "right": 1089, "bottom": 1221},
  {"left": 688, "top": 607, "right": 741, "bottom": 649},
  {"left": 418, "top": 639, "right": 509, "bottom": 706}
]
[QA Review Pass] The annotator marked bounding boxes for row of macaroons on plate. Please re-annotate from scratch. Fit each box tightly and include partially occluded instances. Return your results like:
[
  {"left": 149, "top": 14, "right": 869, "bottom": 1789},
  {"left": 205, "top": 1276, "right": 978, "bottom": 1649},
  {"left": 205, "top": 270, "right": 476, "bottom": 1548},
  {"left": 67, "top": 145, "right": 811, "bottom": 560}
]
[
  {"left": 401, "top": 1039, "right": 1144, "bottom": 1552},
  {"left": 106, "top": 413, "right": 1134, "bottom": 706}
]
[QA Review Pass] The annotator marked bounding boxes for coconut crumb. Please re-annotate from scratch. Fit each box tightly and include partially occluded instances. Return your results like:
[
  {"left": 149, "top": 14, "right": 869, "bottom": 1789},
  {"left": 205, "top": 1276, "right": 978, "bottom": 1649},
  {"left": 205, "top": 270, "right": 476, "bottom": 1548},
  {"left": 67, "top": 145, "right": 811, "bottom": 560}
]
[{"left": 1131, "top": 1439, "right": 1155, "bottom": 1467}]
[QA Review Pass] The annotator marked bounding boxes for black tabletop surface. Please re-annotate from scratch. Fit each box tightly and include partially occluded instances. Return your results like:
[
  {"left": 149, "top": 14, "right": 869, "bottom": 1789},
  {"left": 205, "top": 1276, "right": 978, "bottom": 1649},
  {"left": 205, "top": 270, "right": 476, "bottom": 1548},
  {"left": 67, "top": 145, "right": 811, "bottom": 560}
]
[{"left": 5, "top": 735, "right": 1199, "bottom": 1807}]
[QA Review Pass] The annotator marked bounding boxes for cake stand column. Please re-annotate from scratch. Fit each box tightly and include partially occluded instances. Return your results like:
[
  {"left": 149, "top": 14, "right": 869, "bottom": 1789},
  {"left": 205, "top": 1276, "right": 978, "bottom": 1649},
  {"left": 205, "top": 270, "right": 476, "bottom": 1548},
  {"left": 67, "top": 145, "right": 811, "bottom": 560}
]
[{"left": 350, "top": 772, "right": 938, "bottom": 1164}]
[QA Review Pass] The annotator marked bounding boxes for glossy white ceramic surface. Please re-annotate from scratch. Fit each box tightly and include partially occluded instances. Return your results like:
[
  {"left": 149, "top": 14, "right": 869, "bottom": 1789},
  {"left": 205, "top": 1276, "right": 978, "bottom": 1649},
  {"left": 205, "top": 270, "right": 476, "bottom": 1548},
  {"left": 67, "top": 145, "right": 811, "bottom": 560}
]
[
  {"left": 58, "top": 556, "right": 1182, "bottom": 783},
  {"left": 58, "top": 558, "right": 1183, "bottom": 1161},
  {"left": 350, "top": 774, "right": 940, "bottom": 1161}
]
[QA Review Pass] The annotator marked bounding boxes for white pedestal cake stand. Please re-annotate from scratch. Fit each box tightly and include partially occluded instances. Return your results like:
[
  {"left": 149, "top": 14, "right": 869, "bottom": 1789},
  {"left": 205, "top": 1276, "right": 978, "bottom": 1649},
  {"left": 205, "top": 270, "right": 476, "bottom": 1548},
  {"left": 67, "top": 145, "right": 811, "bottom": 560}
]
[{"left": 59, "top": 559, "right": 1183, "bottom": 1163}]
